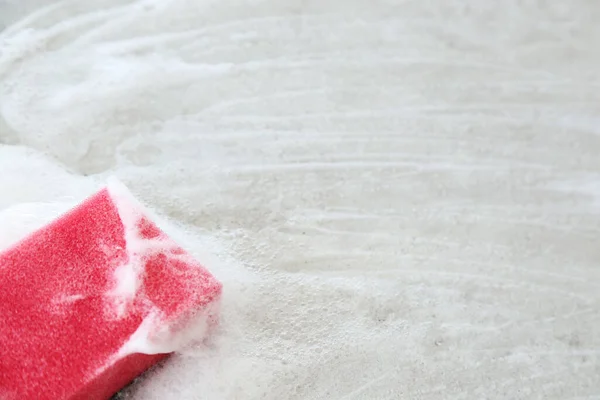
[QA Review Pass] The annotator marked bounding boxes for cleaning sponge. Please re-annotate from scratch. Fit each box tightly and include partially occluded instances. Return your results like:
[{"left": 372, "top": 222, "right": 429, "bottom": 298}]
[{"left": 0, "top": 181, "right": 222, "bottom": 400}]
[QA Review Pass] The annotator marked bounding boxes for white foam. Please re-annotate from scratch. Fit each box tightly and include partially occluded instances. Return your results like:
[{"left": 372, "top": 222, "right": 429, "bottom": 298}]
[
  {"left": 107, "top": 262, "right": 140, "bottom": 316},
  {"left": 118, "top": 299, "right": 219, "bottom": 356},
  {"left": 103, "top": 178, "right": 150, "bottom": 318},
  {"left": 101, "top": 178, "right": 221, "bottom": 357}
]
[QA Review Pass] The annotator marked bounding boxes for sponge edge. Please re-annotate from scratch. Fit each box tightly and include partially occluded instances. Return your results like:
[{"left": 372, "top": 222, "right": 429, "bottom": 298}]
[{"left": 0, "top": 180, "right": 222, "bottom": 400}]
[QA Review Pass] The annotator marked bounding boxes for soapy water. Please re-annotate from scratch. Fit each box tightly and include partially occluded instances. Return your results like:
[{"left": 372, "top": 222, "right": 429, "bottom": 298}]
[{"left": 1, "top": 0, "right": 600, "bottom": 399}]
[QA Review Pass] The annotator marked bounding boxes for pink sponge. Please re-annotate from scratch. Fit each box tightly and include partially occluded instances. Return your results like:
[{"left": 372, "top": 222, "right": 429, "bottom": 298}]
[{"left": 0, "top": 181, "right": 222, "bottom": 400}]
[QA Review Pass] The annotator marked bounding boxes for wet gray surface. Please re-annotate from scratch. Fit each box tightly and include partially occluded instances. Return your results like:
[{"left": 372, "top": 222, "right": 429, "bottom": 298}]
[{"left": 1, "top": 1, "right": 599, "bottom": 398}]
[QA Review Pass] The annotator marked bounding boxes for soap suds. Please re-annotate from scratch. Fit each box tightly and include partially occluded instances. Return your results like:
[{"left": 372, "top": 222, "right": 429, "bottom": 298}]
[
  {"left": 103, "top": 178, "right": 222, "bottom": 355},
  {"left": 103, "top": 178, "right": 151, "bottom": 319},
  {"left": 118, "top": 299, "right": 220, "bottom": 357},
  {"left": 53, "top": 294, "right": 86, "bottom": 304},
  {"left": 107, "top": 263, "right": 140, "bottom": 317}
]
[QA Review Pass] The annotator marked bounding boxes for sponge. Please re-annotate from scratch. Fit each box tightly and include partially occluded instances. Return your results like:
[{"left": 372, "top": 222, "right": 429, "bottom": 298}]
[{"left": 0, "top": 181, "right": 222, "bottom": 400}]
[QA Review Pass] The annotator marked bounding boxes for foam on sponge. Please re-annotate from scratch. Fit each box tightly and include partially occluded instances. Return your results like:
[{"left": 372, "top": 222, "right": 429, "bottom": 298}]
[{"left": 0, "top": 180, "right": 222, "bottom": 400}]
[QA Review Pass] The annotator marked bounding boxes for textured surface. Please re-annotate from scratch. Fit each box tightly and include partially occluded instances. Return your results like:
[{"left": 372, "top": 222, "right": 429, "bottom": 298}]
[
  {"left": 0, "top": 187, "right": 221, "bottom": 400},
  {"left": 0, "top": 0, "right": 599, "bottom": 399}
]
